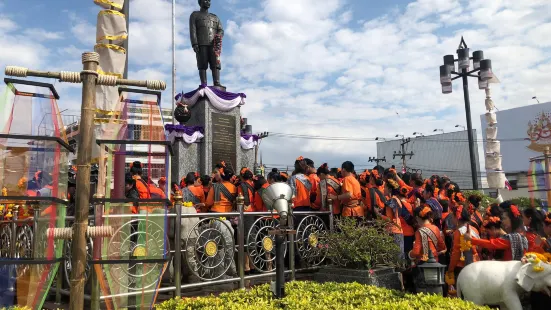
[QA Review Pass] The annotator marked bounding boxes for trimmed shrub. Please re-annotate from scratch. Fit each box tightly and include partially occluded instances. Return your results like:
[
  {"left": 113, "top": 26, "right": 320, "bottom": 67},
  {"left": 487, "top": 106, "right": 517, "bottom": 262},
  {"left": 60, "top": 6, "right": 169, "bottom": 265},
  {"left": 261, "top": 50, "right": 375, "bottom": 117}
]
[
  {"left": 157, "top": 281, "right": 490, "bottom": 310},
  {"left": 463, "top": 190, "right": 497, "bottom": 211},
  {"left": 323, "top": 218, "right": 403, "bottom": 270}
]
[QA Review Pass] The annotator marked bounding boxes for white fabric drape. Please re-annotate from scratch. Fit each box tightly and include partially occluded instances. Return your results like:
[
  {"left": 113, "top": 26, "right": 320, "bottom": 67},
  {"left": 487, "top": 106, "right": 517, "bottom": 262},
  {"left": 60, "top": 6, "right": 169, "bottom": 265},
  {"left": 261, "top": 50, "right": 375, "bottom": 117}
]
[
  {"left": 179, "top": 87, "right": 245, "bottom": 112},
  {"left": 96, "top": 10, "right": 128, "bottom": 45},
  {"left": 486, "top": 140, "right": 501, "bottom": 154},
  {"left": 240, "top": 136, "right": 257, "bottom": 149},
  {"left": 487, "top": 171, "right": 506, "bottom": 189},
  {"left": 485, "top": 112, "right": 497, "bottom": 125},
  {"left": 485, "top": 154, "right": 502, "bottom": 170},
  {"left": 167, "top": 130, "right": 204, "bottom": 144},
  {"left": 95, "top": 44, "right": 126, "bottom": 78},
  {"left": 486, "top": 127, "right": 497, "bottom": 140}
]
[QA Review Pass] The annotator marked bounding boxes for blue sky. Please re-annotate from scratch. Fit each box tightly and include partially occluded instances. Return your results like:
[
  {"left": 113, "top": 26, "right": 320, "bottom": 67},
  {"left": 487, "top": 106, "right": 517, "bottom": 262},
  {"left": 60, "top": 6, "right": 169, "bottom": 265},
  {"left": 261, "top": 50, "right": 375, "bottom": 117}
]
[{"left": 1, "top": 0, "right": 550, "bottom": 170}]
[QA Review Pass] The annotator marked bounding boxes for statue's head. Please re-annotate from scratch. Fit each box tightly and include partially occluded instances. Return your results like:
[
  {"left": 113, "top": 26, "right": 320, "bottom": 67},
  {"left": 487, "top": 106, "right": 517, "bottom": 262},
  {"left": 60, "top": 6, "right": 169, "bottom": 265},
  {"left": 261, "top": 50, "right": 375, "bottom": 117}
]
[{"left": 198, "top": 0, "right": 210, "bottom": 9}]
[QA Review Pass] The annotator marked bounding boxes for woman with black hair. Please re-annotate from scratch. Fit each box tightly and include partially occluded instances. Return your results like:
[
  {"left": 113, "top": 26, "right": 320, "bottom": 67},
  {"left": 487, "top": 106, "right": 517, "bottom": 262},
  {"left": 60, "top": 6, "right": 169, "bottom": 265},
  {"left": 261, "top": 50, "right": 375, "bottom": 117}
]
[
  {"left": 366, "top": 169, "right": 386, "bottom": 220},
  {"left": 423, "top": 183, "right": 443, "bottom": 230},
  {"left": 447, "top": 207, "right": 480, "bottom": 281},
  {"left": 409, "top": 205, "right": 447, "bottom": 264},
  {"left": 182, "top": 172, "right": 205, "bottom": 211},
  {"left": 314, "top": 163, "right": 341, "bottom": 216},
  {"left": 238, "top": 167, "right": 255, "bottom": 211},
  {"left": 465, "top": 202, "right": 528, "bottom": 261},
  {"left": 522, "top": 208, "right": 546, "bottom": 253},
  {"left": 304, "top": 158, "right": 319, "bottom": 207},
  {"left": 288, "top": 156, "right": 313, "bottom": 212},
  {"left": 200, "top": 175, "right": 211, "bottom": 197},
  {"left": 205, "top": 162, "right": 237, "bottom": 213},
  {"left": 467, "top": 194, "right": 484, "bottom": 231},
  {"left": 407, "top": 173, "right": 424, "bottom": 207},
  {"left": 328, "top": 161, "right": 362, "bottom": 218}
]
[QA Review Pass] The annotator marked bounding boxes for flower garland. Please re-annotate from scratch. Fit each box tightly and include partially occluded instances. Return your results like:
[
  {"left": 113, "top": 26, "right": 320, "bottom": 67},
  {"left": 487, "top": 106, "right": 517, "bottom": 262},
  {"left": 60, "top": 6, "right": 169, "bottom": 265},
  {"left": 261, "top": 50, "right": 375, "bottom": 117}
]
[
  {"left": 459, "top": 234, "right": 472, "bottom": 262},
  {"left": 522, "top": 252, "right": 551, "bottom": 272}
]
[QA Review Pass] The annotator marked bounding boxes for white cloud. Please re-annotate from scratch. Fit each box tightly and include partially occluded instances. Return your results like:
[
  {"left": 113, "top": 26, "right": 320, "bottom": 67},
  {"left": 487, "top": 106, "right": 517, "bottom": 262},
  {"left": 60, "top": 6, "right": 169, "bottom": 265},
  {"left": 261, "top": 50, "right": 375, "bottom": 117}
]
[
  {"left": 221, "top": 0, "right": 551, "bottom": 167},
  {"left": 23, "top": 28, "right": 63, "bottom": 40}
]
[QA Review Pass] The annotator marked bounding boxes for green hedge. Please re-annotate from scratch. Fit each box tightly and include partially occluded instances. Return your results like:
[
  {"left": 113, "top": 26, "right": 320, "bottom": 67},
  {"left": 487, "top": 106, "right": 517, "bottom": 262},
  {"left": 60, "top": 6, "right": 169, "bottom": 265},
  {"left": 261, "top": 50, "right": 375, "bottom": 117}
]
[{"left": 157, "top": 281, "right": 489, "bottom": 310}]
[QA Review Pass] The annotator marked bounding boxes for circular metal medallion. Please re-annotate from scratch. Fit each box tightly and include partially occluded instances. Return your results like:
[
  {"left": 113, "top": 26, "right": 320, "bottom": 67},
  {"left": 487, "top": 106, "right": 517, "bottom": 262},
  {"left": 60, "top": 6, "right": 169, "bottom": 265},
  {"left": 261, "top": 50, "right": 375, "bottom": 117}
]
[
  {"left": 296, "top": 215, "right": 328, "bottom": 266},
  {"left": 262, "top": 236, "right": 274, "bottom": 252},
  {"left": 246, "top": 217, "right": 286, "bottom": 273},
  {"left": 205, "top": 240, "right": 218, "bottom": 257}
]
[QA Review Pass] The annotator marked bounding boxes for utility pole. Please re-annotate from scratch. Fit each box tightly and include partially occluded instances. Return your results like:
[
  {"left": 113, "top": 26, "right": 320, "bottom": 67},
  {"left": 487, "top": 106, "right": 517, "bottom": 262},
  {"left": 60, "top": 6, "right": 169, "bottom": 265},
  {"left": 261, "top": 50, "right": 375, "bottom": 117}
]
[
  {"left": 393, "top": 138, "right": 414, "bottom": 172},
  {"left": 368, "top": 156, "right": 386, "bottom": 166}
]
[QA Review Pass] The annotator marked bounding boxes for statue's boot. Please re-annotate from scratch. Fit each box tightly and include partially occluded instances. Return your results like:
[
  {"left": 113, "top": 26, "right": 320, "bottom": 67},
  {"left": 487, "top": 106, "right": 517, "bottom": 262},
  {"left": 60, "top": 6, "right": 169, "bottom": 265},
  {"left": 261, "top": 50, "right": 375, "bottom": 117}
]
[
  {"left": 199, "top": 70, "right": 207, "bottom": 85},
  {"left": 212, "top": 69, "right": 225, "bottom": 89}
]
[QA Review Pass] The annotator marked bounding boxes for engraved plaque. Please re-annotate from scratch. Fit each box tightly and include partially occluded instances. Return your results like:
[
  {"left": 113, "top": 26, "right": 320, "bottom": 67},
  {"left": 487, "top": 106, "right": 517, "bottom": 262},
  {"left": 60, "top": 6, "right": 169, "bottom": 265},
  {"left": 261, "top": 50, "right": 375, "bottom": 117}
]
[{"left": 211, "top": 113, "right": 237, "bottom": 171}]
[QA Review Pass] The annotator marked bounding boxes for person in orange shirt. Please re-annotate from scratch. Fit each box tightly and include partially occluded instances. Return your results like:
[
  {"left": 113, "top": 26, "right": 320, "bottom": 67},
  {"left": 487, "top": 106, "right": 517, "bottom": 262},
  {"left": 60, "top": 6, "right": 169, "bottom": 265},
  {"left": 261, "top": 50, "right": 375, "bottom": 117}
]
[
  {"left": 304, "top": 158, "right": 319, "bottom": 208},
  {"left": 206, "top": 164, "right": 237, "bottom": 213},
  {"left": 407, "top": 173, "right": 424, "bottom": 207},
  {"left": 365, "top": 169, "right": 385, "bottom": 220},
  {"left": 238, "top": 168, "right": 255, "bottom": 212},
  {"left": 314, "top": 163, "right": 341, "bottom": 216},
  {"left": 397, "top": 186, "right": 415, "bottom": 258},
  {"left": 328, "top": 161, "right": 362, "bottom": 219},
  {"left": 467, "top": 194, "right": 484, "bottom": 231},
  {"left": 447, "top": 207, "right": 480, "bottom": 282},
  {"left": 288, "top": 156, "right": 313, "bottom": 212},
  {"left": 182, "top": 172, "right": 206, "bottom": 211},
  {"left": 408, "top": 206, "right": 446, "bottom": 264},
  {"left": 200, "top": 175, "right": 212, "bottom": 198},
  {"left": 465, "top": 202, "right": 528, "bottom": 261},
  {"left": 544, "top": 213, "right": 551, "bottom": 252},
  {"left": 158, "top": 176, "right": 167, "bottom": 194},
  {"left": 147, "top": 177, "right": 167, "bottom": 199},
  {"left": 129, "top": 161, "right": 151, "bottom": 213},
  {"left": 359, "top": 171, "right": 371, "bottom": 216},
  {"left": 383, "top": 179, "right": 405, "bottom": 256},
  {"left": 522, "top": 208, "right": 546, "bottom": 254}
]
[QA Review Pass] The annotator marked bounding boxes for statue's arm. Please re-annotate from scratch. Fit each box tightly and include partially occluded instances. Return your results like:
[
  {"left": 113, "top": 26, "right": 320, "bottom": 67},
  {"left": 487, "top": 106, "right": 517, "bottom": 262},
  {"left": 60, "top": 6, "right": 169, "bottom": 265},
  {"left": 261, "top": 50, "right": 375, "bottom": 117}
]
[
  {"left": 217, "top": 16, "right": 224, "bottom": 38},
  {"left": 189, "top": 13, "right": 198, "bottom": 47}
]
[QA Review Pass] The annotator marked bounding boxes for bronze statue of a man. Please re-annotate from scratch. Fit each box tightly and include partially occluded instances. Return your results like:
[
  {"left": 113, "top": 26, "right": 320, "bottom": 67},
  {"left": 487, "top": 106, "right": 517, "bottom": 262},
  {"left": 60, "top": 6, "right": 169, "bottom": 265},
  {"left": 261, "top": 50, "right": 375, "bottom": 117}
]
[{"left": 189, "top": 0, "right": 224, "bottom": 87}]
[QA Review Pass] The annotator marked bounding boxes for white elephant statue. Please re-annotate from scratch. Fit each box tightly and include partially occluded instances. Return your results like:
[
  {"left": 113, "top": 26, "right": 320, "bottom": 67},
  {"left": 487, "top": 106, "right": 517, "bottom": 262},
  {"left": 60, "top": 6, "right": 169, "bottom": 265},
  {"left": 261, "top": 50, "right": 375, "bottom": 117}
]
[{"left": 457, "top": 254, "right": 551, "bottom": 310}]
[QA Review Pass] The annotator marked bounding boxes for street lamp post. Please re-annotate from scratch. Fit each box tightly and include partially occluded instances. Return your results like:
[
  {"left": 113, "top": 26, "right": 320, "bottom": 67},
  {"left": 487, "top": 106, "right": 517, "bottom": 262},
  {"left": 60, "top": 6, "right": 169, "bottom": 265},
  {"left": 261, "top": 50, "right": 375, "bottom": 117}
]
[
  {"left": 413, "top": 132, "right": 424, "bottom": 137},
  {"left": 440, "top": 37, "right": 494, "bottom": 190},
  {"left": 433, "top": 129, "right": 444, "bottom": 134}
]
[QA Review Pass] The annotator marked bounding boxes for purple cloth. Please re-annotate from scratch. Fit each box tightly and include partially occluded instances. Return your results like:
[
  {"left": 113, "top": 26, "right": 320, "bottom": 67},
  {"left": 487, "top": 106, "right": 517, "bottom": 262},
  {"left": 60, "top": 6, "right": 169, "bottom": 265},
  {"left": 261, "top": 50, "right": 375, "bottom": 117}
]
[
  {"left": 240, "top": 134, "right": 259, "bottom": 141},
  {"left": 177, "top": 84, "right": 246, "bottom": 101},
  {"left": 165, "top": 124, "right": 204, "bottom": 135}
]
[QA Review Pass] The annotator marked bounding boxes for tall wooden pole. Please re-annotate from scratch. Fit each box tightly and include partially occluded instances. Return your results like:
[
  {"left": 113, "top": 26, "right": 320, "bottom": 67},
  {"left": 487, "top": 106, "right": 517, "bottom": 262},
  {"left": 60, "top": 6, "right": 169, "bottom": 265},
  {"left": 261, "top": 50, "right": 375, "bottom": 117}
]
[{"left": 70, "top": 52, "right": 99, "bottom": 310}]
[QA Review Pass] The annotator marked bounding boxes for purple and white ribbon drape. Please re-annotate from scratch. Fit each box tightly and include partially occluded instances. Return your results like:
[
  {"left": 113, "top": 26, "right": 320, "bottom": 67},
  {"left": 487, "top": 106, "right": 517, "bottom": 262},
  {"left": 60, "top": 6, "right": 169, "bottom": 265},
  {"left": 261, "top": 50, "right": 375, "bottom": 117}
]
[
  {"left": 165, "top": 124, "right": 204, "bottom": 144},
  {"left": 240, "top": 134, "right": 258, "bottom": 150},
  {"left": 175, "top": 84, "right": 246, "bottom": 112}
]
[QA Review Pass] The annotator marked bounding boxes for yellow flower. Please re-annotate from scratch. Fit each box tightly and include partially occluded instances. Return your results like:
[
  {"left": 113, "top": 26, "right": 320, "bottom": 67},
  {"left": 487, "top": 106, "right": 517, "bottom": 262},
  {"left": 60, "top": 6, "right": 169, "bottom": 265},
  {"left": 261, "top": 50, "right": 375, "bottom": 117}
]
[{"left": 219, "top": 217, "right": 226, "bottom": 221}]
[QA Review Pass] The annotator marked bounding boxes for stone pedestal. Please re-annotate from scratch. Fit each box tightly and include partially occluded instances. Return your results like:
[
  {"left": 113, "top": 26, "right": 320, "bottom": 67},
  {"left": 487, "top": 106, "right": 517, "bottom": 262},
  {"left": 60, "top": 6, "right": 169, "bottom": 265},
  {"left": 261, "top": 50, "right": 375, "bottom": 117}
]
[{"left": 171, "top": 139, "right": 201, "bottom": 181}]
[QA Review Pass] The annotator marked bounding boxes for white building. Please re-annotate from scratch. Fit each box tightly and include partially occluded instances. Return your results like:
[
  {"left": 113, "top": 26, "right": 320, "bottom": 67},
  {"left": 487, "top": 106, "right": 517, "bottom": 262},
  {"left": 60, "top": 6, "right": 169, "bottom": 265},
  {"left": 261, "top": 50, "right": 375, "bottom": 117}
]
[{"left": 376, "top": 130, "right": 482, "bottom": 190}]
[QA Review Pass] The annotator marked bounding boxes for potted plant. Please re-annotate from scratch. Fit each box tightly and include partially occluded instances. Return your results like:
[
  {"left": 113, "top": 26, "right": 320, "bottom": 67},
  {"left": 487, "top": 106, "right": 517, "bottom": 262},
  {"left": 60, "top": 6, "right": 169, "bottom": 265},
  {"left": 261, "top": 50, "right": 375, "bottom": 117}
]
[{"left": 313, "top": 218, "right": 405, "bottom": 290}]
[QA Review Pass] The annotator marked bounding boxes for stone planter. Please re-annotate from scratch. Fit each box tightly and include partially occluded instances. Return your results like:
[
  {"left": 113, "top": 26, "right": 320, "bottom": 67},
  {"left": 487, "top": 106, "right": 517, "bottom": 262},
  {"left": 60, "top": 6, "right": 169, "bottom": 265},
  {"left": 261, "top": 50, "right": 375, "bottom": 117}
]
[{"left": 313, "top": 265, "right": 403, "bottom": 291}]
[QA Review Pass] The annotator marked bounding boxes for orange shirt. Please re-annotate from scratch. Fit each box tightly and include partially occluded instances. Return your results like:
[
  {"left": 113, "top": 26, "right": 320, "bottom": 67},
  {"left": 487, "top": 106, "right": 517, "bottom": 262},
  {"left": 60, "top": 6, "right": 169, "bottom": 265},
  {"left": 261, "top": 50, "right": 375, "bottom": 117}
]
[
  {"left": 472, "top": 237, "right": 517, "bottom": 261},
  {"left": 189, "top": 185, "right": 206, "bottom": 203},
  {"left": 289, "top": 174, "right": 312, "bottom": 208},
  {"left": 148, "top": 184, "right": 167, "bottom": 199},
  {"left": 133, "top": 177, "right": 151, "bottom": 214},
  {"left": 341, "top": 175, "right": 363, "bottom": 217},
  {"left": 206, "top": 181, "right": 237, "bottom": 213},
  {"left": 449, "top": 226, "right": 480, "bottom": 271},
  {"left": 400, "top": 199, "right": 414, "bottom": 237},
  {"left": 410, "top": 223, "right": 446, "bottom": 263},
  {"left": 381, "top": 197, "right": 403, "bottom": 234},
  {"left": 238, "top": 180, "right": 255, "bottom": 209},
  {"left": 251, "top": 183, "right": 270, "bottom": 212},
  {"left": 526, "top": 231, "right": 545, "bottom": 254},
  {"left": 314, "top": 176, "right": 341, "bottom": 214}
]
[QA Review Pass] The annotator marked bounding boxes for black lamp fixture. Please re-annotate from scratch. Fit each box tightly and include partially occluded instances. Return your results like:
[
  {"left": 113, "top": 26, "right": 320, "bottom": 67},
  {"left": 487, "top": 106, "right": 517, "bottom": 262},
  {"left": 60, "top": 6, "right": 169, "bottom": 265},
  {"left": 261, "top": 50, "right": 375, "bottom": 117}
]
[
  {"left": 415, "top": 250, "right": 446, "bottom": 295},
  {"left": 439, "top": 37, "right": 496, "bottom": 190}
]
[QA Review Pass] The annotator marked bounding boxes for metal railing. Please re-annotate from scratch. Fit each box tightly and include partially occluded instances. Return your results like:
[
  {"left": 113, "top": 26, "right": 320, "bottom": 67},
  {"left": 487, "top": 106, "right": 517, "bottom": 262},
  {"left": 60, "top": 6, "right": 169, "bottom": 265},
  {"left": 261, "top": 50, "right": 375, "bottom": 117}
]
[{"left": 0, "top": 201, "right": 333, "bottom": 308}]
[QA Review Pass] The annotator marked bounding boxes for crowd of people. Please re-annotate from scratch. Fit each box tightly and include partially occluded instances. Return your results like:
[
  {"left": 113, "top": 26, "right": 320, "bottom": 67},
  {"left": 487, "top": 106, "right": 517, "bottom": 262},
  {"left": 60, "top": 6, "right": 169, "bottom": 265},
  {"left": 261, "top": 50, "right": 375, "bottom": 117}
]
[{"left": 123, "top": 156, "right": 551, "bottom": 307}]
